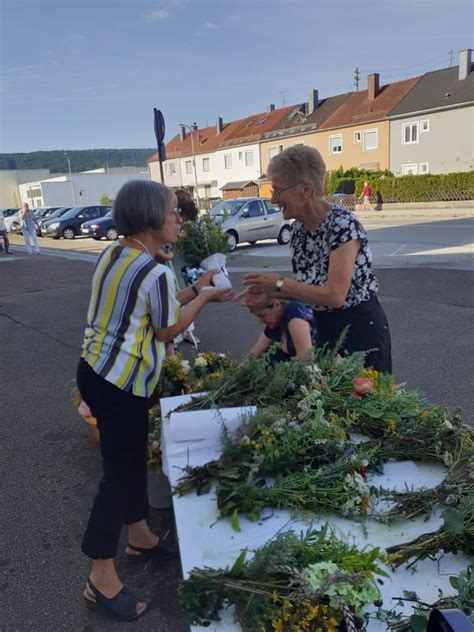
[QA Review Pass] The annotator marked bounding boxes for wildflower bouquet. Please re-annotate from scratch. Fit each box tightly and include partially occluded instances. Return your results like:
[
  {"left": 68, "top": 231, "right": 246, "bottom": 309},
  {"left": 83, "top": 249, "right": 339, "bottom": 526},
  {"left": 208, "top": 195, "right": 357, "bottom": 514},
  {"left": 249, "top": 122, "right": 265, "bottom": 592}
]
[
  {"left": 175, "top": 403, "right": 351, "bottom": 496},
  {"left": 179, "top": 524, "right": 388, "bottom": 631},
  {"left": 189, "top": 351, "right": 232, "bottom": 390},
  {"left": 176, "top": 215, "right": 231, "bottom": 288},
  {"left": 216, "top": 445, "right": 374, "bottom": 524}
]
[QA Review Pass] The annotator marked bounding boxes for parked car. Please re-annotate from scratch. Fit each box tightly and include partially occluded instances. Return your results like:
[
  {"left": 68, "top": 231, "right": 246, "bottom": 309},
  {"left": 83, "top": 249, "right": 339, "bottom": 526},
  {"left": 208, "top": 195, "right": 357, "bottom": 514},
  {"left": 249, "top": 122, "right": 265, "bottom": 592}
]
[
  {"left": 1, "top": 209, "right": 21, "bottom": 233},
  {"left": 80, "top": 210, "right": 119, "bottom": 241},
  {"left": 36, "top": 207, "right": 72, "bottom": 235},
  {"left": 42, "top": 205, "right": 112, "bottom": 239},
  {"left": 209, "top": 197, "right": 293, "bottom": 251}
]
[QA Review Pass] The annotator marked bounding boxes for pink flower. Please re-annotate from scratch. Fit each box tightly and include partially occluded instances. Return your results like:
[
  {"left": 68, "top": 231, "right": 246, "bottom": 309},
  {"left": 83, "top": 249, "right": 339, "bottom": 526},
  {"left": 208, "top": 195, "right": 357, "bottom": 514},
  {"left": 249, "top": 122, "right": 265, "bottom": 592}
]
[
  {"left": 351, "top": 390, "right": 363, "bottom": 399},
  {"left": 78, "top": 400, "right": 92, "bottom": 419},
  {"left": 353, "top": 377, "right": 374, "bottom": 395}
]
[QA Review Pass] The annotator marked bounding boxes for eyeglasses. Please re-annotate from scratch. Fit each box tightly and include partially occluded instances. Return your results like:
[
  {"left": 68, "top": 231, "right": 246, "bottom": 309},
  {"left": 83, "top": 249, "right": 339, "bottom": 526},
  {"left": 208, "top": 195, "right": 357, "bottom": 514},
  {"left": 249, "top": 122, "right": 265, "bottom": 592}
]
[{"left": 270, "top": 185, "right": 297, "bottom": 199}]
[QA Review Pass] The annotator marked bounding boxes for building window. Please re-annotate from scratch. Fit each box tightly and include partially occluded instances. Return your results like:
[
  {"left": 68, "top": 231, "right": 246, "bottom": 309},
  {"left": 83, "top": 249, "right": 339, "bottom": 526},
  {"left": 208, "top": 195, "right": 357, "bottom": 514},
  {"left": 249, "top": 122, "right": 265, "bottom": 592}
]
[
  {"left": 202, "top": 157, "right": 210, "bottom": 172},
  {"left": 224, "top": 154, "right": 232, "bottom": 169},
  {"left": 402, "top": 122, "right": 419, "bottom": 144},
  {"left": 268, "top": 146, "right": 279, "bottom": 160},
  {"left": 363, "top": 129, "right": 378, "bottom": 151},
  {"left": 185, "top": 160, "right": 192, "bottom": 174},
  {"left": 401, "top": 163, "right": 418, "bottom": 175},
  {"left": 329, "top": 135, "right": 342, "bottom": 154},
  {"left": 245, "top": 150, "right": 254, "bottom": 167},
  {"left": 169, "top": 162, "right": 176, "bottom": 175},
  {"left": 419, "top": 162, "right": 429, "bottom": 174},
  {"left": 354, "top": 131, "right": 361, "bottom": 143},
  {"left": 164, "top": 163, "right": 168, "bottom": 172},
  {"left": 204, "top": 184, "right": 212, "bottom": 197},
  {"left": 293, "top": 142, "right": 304, "bottom": 147},
  {"left": 420, "top": 120, "right": 430, "bottom": 133}
]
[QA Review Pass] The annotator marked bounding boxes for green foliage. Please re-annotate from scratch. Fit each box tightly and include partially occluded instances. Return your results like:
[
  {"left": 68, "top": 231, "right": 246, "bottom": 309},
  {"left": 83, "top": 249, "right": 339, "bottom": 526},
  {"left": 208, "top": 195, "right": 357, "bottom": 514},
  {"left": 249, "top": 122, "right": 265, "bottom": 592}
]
[
  {"left": 99, "top": 193, "right": 112, "bottom": 205},
  {"left": 0, "top": 148, "right": 155, "bottom": 173},
  {"left": 175, "top": 215, "right": 230, "bottom": 266},
  {"left": 327, "top": 167, "right": 474, "bottom": 202}
]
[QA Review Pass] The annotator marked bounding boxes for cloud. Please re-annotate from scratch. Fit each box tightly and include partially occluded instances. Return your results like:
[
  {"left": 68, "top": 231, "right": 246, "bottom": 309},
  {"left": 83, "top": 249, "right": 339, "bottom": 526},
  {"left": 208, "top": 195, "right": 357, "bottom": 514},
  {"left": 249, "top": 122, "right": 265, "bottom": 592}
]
[
  {"left": 203, "top": 21, "right": 219, "bottom": 30},
  {"left": 143, "top": 9, "right": 173, "bottom": 22},
  {"left": 195, "top": 21, "right": 220, "bottom": 36}
]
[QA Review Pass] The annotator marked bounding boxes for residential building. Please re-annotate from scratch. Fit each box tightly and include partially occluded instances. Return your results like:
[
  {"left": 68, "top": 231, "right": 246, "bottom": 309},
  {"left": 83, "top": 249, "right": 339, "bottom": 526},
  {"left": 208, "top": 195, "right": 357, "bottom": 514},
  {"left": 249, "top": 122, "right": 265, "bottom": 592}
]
[
  {"left": 316, "top": 74, "right": 420, "bottom": 171},
  {"left": 260, "top": 90, "right": 352, "bottom": 175},
  {"left": 389, "top": 49, "right": 474, "bottom": 175}
]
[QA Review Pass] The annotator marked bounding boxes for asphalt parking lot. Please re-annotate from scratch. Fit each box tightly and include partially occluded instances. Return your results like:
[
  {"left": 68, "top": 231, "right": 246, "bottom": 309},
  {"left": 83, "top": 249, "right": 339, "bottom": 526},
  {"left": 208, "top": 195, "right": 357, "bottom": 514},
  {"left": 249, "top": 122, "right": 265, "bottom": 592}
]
[{"left": 1, "top": 234, "right": 473, "bottom": 631}]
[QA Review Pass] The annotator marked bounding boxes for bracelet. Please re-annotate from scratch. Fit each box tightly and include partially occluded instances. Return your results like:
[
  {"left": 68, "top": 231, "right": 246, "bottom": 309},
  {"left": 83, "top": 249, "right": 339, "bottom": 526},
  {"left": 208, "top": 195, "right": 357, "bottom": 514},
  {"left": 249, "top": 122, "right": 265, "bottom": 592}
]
[{"left": 191, "top": 284, "right": 199, "bottom": 297}]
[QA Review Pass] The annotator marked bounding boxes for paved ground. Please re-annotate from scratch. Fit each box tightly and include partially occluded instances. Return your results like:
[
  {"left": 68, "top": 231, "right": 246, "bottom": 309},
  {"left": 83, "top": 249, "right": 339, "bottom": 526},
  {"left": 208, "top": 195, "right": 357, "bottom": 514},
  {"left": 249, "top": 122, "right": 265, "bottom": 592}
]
[{"left": 1, "top": 216, "right": 473, "bottom": 631}]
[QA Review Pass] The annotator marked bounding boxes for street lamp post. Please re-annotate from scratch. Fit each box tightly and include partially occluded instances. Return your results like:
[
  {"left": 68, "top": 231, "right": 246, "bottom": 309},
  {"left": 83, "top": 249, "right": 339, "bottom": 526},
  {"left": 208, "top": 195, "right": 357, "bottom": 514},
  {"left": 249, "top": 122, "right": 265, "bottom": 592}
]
[
  {"left": 179, "top": 122, "right": 200, "bottom": 210},
  {"left": 65, "top": 153, "right": 76, "bottom": 205}
]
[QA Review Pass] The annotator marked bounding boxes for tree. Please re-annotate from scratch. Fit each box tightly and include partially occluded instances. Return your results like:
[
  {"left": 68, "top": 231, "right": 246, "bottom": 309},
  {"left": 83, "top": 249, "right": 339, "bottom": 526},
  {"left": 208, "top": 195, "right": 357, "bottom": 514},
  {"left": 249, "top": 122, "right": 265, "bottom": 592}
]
[{"left": 100, "top": 193, "right": 112, "bottom": 205}]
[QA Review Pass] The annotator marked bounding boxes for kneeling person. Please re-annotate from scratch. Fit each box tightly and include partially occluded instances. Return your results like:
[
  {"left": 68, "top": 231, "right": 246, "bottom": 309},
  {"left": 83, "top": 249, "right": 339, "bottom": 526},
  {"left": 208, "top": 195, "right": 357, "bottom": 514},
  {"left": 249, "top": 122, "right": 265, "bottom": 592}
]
[{"left": 249, "top": 298, "right": 317, "bottom": 365}]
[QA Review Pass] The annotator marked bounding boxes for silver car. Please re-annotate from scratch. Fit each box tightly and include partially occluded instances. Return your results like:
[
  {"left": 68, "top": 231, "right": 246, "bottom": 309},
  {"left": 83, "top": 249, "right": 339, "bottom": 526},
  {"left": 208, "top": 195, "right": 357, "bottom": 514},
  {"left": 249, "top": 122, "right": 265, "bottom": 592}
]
[{"left": 209, "top": 197, "right": 292, "bottom": 251}]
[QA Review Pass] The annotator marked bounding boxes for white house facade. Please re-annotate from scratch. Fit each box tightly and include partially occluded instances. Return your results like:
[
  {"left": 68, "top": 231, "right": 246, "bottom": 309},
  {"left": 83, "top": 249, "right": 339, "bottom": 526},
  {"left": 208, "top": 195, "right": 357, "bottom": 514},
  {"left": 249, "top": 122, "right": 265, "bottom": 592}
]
[{"left": 213, "top": 143, "right": 262, "bottom": 194}]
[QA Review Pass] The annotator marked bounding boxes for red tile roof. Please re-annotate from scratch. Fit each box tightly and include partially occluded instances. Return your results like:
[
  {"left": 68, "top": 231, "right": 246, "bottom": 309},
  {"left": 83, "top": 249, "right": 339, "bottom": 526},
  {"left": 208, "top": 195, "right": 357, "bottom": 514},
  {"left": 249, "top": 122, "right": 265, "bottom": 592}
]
[
  {"left": 148, "top": 106, "right": 294, "bottom": 162},
  {"left": 319, "top": 77, "right": 421, "bottom": 129}
]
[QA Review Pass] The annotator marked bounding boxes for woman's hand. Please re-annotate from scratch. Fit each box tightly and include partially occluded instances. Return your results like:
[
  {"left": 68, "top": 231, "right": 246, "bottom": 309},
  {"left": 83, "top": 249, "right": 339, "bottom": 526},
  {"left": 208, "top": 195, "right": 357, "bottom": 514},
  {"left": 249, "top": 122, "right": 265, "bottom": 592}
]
[
  {"left": 201, "top": 287, "right": 234, "bottom": 303},
  {"left": 195, "top": 268, "right": 220, "bottom": 290},
  {"left": 243, "top": 272, "right": 281, "bottom": 294},
  {"left": 233, "top": 288, "right": 269, "bottom": 306}
]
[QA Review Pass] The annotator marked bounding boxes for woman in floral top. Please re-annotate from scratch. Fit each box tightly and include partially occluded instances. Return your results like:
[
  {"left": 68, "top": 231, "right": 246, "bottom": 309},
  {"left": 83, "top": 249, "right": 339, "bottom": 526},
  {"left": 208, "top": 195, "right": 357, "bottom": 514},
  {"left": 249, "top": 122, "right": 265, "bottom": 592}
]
[{"left": 242, "top": 146, "right": 391, "bottom": 372}]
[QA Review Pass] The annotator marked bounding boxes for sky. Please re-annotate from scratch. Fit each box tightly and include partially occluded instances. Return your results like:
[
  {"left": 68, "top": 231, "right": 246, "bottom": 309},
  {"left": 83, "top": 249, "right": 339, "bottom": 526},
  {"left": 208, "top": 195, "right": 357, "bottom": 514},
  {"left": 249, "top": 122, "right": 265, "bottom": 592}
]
[{"left": 0, "top": 0, "right": 472, "bottom": 153}]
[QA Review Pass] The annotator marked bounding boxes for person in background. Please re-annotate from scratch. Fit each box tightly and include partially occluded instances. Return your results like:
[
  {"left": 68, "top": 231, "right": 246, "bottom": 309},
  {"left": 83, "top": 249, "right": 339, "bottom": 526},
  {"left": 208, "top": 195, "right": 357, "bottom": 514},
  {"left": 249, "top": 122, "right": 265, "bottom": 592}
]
[
  {"left": 240, "top": 146, "right": 392, "bottom": 373},
  {"left": 359, "top": 181, "right": 372, "bottom": 210},
  {"left": 19, "top": 202, "right": 40, "bottom": 254},
  {"left": 0, "top": 210, "right": 10, "bottom": 254},
  {"left": 77, "top": 180, "right": 232, "bottom": 622},
  {"left": 248, "top": 297, "right": 317, "bottom": 365}
]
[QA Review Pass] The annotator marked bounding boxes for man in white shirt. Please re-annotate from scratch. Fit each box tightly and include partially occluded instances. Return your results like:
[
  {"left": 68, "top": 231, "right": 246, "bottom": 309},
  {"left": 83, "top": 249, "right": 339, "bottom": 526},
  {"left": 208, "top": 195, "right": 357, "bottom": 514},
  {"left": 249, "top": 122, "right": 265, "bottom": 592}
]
[{"left": 0, "top": 210, "right": 11, "bottom": 254}]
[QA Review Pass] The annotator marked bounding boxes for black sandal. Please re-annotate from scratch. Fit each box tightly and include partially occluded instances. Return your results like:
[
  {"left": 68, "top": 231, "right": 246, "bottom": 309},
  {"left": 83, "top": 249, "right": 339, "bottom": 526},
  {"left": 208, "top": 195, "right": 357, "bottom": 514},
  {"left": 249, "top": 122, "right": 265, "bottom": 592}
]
[
  {"left": 126, "top": 539, "right": 179, "bottom": 561},
  {"left": 83, "top": 579, "right": 147, "bottom": 621}
]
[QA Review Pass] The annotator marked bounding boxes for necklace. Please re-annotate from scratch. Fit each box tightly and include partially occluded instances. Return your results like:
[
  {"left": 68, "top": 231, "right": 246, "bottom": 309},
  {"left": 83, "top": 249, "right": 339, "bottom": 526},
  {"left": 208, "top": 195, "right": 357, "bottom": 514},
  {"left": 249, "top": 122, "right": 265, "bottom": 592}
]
[{"left": 128, "top": 237, "right": 153, "bottom": 258}]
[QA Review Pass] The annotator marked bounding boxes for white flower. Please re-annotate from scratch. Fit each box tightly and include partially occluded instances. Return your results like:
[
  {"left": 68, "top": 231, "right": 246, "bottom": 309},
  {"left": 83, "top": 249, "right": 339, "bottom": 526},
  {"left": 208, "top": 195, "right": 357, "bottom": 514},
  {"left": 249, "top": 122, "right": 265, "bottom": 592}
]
[
  {"left": 194, "top": 356, "right": 207, "bottom": 368},
  {"left": 444, "top": 418, "right": 454, "bottom": 430},
  {"left": 152, "top": 440, "right": 160, "bottom": 450},
  {"left": 181, "top": 360, "right": 191, "bottom": 374},
  {"left": 241, "top": 435, "right": 251, "bottom": 446}
]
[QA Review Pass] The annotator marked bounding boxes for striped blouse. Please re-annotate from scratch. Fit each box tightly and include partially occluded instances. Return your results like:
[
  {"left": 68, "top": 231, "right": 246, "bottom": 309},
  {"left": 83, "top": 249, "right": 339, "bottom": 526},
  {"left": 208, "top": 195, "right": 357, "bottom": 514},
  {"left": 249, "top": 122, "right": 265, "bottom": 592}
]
[{"left": 81, "top": 243, "right": 180, "bottom": 397}]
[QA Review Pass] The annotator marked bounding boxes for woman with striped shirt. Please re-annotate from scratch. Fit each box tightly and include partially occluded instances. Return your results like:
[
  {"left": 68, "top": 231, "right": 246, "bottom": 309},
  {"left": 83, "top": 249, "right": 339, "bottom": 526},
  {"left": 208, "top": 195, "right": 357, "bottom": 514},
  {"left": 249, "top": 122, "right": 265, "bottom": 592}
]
[{"left": 77, "top": 180, "right": 232, "bottom": 622}]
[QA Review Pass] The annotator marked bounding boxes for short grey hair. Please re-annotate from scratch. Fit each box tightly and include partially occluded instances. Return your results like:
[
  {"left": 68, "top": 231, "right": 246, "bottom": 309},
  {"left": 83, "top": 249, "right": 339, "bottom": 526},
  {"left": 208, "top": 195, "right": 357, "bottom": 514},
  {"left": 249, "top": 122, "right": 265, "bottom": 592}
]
[
  {"left": 113, "top": 180, "right": 177, "bottom": 236},
  {"left": 267, "top": 146, "right": 327, "bottom": 198}
]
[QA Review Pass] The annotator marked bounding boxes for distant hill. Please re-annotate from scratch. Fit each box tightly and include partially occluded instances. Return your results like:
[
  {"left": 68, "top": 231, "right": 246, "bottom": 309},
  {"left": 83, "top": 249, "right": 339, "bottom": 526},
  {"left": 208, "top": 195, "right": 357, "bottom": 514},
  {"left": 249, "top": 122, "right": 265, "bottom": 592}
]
[{"left": 0, "top": 149, "right": 155, "bottom": 173}]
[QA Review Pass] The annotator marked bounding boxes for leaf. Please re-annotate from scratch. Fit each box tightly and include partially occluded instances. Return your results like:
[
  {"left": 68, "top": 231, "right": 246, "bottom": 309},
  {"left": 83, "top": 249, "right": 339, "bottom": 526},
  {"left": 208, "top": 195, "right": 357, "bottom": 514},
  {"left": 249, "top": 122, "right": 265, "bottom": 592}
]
[
  {"left": 410, "top": 614, "right": 429, "bottom": 632},
  {"left": 230, "top": 509, "right": 241, "bottom": 532},
  {"left": 449, "top": 575, "right": 459, "bottom": 590},
  {"left": 229, "top": 549, "right": 247, "bottom": 575},
  {"left": 362, "top": 403, "right": 385, "bottom": 418},
  {"left": 442, "top": 507, "right": 464, "bottom": 535}
]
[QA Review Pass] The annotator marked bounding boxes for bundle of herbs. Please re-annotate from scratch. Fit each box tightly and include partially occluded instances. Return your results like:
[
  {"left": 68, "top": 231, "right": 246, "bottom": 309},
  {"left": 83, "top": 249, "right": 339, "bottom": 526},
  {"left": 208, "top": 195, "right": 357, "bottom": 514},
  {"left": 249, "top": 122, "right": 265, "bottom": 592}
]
[
  {"left": 175, "top": 403, "right": 351, "bottom": 496},
  {"left": 175, "top": 214, "right": 230, "bottom": 267},
  {"left": 216, "top": 445, "right": 376, "bottom": 524},
  {"left": 179, "top": 524, "right": 388, "bottom": 631}
]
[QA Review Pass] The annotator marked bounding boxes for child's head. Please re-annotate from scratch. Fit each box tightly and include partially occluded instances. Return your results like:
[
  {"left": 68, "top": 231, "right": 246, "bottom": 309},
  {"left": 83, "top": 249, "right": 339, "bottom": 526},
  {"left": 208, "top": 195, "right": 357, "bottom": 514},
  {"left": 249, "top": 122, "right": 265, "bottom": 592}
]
[{"left": 249, "top": 298, "right": 285, "bottom": 328}]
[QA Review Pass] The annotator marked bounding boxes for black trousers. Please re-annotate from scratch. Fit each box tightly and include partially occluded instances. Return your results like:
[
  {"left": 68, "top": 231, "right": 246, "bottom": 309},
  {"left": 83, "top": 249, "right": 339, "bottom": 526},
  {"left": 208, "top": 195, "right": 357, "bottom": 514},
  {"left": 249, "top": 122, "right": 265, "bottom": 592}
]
[
  {"left": 77, "top": 358, "right": 149, "bottom": 560},
  {"left": 314, "top": 294, "right": 392, "bottom": 373}
]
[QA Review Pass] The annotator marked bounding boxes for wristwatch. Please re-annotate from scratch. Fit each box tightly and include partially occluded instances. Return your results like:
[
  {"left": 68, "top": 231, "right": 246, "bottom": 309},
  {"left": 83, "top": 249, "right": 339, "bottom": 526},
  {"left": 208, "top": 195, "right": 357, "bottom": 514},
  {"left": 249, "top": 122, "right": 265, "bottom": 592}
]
[{"left": 275, "top": 275, "right": 285, "bottom": 291}]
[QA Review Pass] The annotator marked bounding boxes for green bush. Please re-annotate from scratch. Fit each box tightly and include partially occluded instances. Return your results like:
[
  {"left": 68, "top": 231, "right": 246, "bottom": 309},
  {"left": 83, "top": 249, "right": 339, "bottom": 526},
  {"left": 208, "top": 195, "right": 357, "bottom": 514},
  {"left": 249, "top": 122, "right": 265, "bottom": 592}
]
[{"left": 328, "top": 168, "right": 474, "bottom": 202}]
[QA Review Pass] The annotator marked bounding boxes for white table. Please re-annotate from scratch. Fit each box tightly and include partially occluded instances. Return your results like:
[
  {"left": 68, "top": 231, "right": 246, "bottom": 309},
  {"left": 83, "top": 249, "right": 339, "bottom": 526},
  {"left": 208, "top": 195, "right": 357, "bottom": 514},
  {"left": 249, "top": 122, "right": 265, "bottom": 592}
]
[{"left": 160, "top": 395, "right": 469, "bottom": 631}]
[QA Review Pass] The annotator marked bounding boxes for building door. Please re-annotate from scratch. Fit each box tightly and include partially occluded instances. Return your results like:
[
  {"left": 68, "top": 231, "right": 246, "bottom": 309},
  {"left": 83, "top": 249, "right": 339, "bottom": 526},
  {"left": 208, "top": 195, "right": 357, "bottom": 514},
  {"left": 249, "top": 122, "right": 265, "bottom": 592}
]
[{"left": 402, "top": 163, "right": 418, "bottom": 175}]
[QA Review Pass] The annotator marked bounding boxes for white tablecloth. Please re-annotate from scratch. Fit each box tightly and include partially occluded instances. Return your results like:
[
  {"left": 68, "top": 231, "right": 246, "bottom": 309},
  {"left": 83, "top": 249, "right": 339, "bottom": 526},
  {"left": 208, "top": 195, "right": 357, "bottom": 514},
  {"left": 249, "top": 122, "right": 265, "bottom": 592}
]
[{"left": 160, "top": 395, "right": 469, "bottom": 632}]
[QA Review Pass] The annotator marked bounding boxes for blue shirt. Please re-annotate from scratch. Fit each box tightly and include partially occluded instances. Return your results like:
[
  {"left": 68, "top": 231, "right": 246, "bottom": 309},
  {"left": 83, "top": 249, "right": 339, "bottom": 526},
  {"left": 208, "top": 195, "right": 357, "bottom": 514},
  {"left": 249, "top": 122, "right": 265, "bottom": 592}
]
[{"left": 264, "top": 300, "right": 317, "bottom": 361}]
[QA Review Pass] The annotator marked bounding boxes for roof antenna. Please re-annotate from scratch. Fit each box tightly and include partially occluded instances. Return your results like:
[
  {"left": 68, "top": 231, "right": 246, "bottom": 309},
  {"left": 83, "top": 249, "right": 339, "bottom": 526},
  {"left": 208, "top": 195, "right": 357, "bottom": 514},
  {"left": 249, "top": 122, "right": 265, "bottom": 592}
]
[{"left": 279, "top": 90, "right": 287, "bottom": 106}]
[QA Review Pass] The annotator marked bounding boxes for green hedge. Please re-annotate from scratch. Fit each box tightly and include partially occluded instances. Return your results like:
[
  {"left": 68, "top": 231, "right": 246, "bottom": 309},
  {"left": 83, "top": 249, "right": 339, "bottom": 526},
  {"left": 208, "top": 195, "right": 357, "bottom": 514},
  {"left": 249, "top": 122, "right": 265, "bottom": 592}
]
[{"left": 328, "top": 168, "right": 474, "bottom": 202}]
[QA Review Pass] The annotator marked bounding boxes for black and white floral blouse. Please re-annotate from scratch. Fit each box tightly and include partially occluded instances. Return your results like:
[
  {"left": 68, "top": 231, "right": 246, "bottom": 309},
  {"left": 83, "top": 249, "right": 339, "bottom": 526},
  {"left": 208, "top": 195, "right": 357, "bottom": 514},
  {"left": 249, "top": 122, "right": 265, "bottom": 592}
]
[{"left": 290, "top": 206, "right": 378, "bottom": 311}]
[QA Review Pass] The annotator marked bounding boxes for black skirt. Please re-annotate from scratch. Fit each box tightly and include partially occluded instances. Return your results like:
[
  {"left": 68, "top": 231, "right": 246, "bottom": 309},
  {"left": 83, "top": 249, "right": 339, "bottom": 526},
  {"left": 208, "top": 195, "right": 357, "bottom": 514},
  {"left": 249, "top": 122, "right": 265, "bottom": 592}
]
[{"left": 314, "top": 294, "right": 392, "bottom": 373}]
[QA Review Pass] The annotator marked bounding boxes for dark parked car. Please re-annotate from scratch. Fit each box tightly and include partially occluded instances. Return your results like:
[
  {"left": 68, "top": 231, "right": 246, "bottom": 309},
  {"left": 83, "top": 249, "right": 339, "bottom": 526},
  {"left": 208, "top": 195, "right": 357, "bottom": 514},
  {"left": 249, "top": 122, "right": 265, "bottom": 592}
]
[
  {"left": 42, "top": 205, "right": 112, "bottom": 239},
  {"left": 81, "top": 210, "right": 119, "bottom": 241},
  {"left": 36, "top": 207, "right": 72, "bottom": 235}
]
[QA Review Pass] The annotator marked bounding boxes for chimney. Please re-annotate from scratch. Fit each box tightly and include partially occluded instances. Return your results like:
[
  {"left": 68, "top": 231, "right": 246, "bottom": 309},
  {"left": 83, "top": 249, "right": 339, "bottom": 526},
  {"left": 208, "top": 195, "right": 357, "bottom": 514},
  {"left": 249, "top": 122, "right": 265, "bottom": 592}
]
[
  {"left": 368, "top": 73, "right": 380, "bottom": 101},
  {"left": 216, "top": 116, "right": 224, "bottom": 134},
  {"left": 459, "top": 49, "right": 472, "bottom": 80},
  {"left": 307, "top": 89, "right": 318, "bottom": 114},
  {"left": 267, "top": 104, "right": 275, "bottom": 113},
  {"left": 192, "top": 122, "right": 198, "bottom": 131},
  {"left": 179, "top": 125, "right": 186, "bottom": 142}
]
